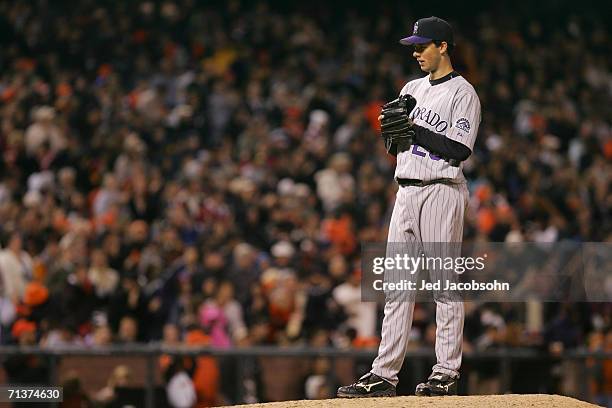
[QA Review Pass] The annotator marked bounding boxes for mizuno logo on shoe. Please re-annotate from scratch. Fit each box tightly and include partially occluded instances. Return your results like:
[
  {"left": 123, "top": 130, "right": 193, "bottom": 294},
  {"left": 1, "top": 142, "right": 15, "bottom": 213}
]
[{"left": 356, "top": 380, "right": 383, "bottom": 392}]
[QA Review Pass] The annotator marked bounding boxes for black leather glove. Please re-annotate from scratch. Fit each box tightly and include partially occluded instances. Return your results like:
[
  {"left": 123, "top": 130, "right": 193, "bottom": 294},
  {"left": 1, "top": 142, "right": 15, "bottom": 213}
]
[{"left": 380, "top": 94, "right": 417, "bottom": 156}]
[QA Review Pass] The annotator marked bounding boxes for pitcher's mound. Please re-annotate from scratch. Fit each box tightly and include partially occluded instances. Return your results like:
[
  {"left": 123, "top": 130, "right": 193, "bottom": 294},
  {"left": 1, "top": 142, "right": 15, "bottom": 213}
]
[{"left": 228, "top": 394, "right": 601, "bottom": 408}]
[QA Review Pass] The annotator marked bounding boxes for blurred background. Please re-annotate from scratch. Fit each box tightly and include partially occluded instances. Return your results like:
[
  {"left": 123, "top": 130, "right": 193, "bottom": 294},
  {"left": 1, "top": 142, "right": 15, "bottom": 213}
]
[{"left": 0, "top": 0, "right": 610, "bottom": 407}]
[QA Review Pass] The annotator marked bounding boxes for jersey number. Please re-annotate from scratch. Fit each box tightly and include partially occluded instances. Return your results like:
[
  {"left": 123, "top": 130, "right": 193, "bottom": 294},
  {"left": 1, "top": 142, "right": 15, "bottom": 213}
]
[{"left": 411, "top": 144, "right": 441, "bottom": 161}]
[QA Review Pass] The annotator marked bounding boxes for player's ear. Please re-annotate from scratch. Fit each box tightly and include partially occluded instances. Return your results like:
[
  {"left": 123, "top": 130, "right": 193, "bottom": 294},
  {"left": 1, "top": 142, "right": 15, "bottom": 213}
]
[{"left": 439, "top": 41, "right": 448, "bottom": 56}]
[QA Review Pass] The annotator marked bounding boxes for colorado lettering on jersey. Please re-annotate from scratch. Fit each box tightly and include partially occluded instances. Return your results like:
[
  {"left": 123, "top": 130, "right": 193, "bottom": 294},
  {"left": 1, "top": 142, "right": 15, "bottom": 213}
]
[{"left": 410, "top": 106, "right": 449, "bottom": 133}]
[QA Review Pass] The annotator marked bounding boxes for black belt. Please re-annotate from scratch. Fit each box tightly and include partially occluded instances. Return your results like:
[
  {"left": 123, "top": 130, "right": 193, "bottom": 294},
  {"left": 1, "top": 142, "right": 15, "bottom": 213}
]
[{"left": 396, "top": 178, "right": 456, "bottom": 187}]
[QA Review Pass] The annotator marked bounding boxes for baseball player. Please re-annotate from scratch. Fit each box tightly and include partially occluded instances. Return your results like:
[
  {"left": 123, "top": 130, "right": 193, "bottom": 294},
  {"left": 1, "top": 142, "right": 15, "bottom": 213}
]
[{"left": 338, "top": 16, "right": 481, "bottom": 398}]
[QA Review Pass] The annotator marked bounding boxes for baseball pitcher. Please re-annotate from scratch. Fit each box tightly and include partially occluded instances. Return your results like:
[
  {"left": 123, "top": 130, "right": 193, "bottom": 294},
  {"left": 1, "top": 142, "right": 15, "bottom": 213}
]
[{"left": 338, "top": 16, "right": 481, "bottom": 398}]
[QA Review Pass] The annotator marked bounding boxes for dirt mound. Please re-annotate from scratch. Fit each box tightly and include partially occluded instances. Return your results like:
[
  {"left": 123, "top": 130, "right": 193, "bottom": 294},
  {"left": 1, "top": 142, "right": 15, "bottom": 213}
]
[{"left": 227, "top": 394, "right": 601, "bottom": 408}]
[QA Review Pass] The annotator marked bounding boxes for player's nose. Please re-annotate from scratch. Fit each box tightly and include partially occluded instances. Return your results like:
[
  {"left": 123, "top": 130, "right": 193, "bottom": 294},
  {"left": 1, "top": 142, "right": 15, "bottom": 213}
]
[{"left": 413, "top": 50, "right": 420, "bottom": 58}]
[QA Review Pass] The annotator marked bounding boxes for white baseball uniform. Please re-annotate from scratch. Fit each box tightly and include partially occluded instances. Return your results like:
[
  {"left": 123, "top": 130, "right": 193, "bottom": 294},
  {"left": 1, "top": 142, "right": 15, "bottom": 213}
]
[{"left": 371, "top": 72, "right": 481, "bottom": 385}]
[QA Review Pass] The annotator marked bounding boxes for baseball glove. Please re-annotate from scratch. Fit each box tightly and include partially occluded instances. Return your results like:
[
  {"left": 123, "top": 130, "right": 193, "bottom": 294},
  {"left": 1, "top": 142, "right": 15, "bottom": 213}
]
[{"left": 380, "top": 94, "right": 417, "bottom": 156}]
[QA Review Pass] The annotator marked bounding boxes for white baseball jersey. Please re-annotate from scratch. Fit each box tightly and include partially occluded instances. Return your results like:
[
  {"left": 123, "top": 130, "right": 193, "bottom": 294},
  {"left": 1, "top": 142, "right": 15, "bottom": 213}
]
[{"left": 395, "top": 73, "right": 481, "bottom": 182}]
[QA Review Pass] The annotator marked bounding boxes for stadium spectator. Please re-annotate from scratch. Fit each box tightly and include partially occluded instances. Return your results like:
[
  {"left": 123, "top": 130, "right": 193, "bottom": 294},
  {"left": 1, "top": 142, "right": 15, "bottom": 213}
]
[
  {"left": 0, "top": 233, "right": 32, "bottom": 301},
  {"left": 93, "top": 365, "right": 132, "bottom": 406},
  {"left": 333, "top": 269, "right": 377, "bottom": 340}
]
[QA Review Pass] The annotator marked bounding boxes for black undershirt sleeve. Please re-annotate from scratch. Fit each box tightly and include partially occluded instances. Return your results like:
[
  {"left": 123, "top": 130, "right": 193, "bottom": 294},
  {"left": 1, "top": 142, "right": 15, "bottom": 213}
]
[{"left": 412, "top": 124, "right": 472, "bottom": 161}]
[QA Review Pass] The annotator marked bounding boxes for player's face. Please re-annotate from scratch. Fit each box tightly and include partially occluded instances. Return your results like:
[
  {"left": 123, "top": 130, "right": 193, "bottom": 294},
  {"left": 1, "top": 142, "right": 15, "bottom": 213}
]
[{"left": 412, "top": 42, "right": 441, "bottom": 72}]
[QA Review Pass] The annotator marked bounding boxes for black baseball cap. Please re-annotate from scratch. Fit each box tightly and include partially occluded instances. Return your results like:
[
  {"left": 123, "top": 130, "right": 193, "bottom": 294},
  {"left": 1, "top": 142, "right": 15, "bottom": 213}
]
[{"left": 400, "top": 16, "right": 454, "bottom": 46}]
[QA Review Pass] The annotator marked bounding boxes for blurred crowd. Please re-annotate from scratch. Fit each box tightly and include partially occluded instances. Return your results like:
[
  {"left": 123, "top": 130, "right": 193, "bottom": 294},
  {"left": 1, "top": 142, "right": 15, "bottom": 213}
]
[{"left": 0, "top": 0, "right": 610, "bottom": 404}]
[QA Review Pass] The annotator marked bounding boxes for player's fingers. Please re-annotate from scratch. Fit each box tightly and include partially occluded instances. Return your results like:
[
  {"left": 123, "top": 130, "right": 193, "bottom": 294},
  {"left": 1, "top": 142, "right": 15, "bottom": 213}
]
[{"left": 378, "top": 114, "right": 384, "bottom": 121}]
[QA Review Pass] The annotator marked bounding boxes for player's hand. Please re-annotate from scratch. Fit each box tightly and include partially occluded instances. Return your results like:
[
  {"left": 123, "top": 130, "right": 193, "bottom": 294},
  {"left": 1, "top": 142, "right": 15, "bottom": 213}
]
[
  {"left": 380, "top": 94, "right": 417, "bottom": 156},
  {"left": 381, "top": 93, "right": 416, "bottom": 133},
  {"left": 381, "top": 115, "right": 413, "bottom": 134},
  {"left": 382, "top": 94, "right": 417, "bottom": 118},
  {"left": 380, "top": 95, "right": 416, "bottom": 133}
]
